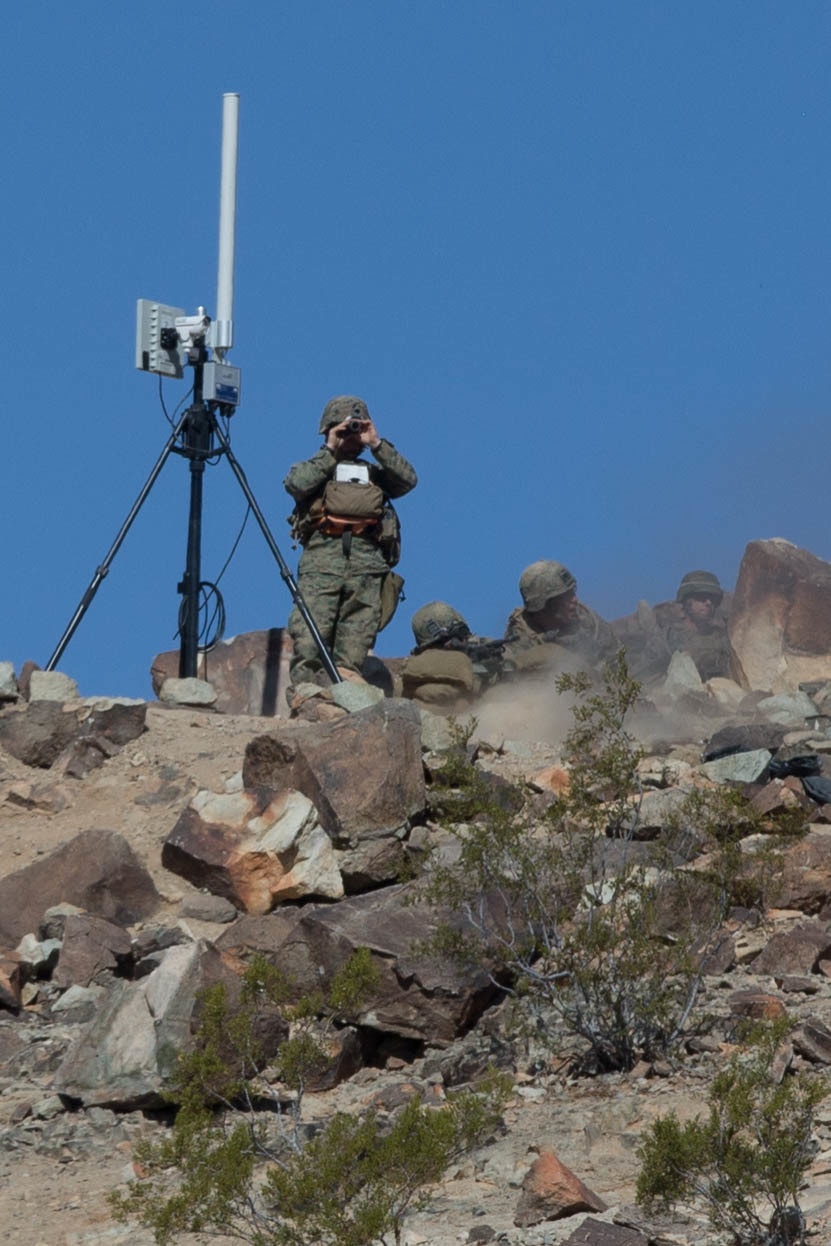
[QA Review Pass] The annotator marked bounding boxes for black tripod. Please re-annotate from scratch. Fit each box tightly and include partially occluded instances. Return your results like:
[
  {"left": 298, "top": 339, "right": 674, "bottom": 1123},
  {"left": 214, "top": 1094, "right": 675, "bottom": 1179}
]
[{"left": 46, "top": 358, "right": 340, "bottom": 686}]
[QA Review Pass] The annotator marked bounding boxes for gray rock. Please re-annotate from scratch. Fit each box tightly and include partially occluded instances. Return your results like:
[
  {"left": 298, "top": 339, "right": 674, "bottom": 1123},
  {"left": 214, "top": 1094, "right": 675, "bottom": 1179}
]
[
  {"left": 661, "top": 650, "right": 704, "bottom": 698},
  {"left": 625, "top": 788, "right": 691, "bottom": 838},
  {"left": 0, "top": 662, "right": 18, "bottom": 702},
  {"left": 28, "top": 671, "right": 80, "bottom": 702},
  {"left": 756, "top": 690, "right": 819, "bottom": 728},
  {"left": 31, "top": 1095, "right": 65, "bottom": 1120},
  {"left": 698, "top": 748, "right": 772, "bottom": 784},
  {"left": 178, "top": 893, "right": 239, "bottom": 923},
  {"left": 419, "top": 708, "right": 455, "bottom": 754},
  {"left": 39, "top": 904, "right": 86, "bottom": 940},
  {"left": 15, "top": 935, "right": 61, "bottom": 977},
  {"left": 54, "top": 940, "right": 284, "bottom": 1109},
  {"left": 330, "top": 681, "right": 385, "bottom": 713},
  {"left": 51, "top": 983, "right": 105, "bottom": 1021},
  {"left": 158, "top": 677, "right": 217, "bottom": 707}
]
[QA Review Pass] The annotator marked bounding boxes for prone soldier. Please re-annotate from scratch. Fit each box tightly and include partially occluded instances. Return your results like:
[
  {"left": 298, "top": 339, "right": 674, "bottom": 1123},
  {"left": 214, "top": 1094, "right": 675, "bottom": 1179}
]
[
  {"left": 504, "top": 560, "right": 618, "bottom": 676},
  {"left": 656, "top": 570, "right": 731, "bottom": 681},
  {"left": 400, "top": 602, "right": 509, "bottom": 708}
]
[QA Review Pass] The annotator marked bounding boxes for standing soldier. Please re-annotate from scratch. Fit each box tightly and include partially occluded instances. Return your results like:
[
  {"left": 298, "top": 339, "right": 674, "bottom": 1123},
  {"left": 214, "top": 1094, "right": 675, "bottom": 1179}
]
[
  {"left": 504, "top": 560, "right": 618, "bottom": 675},
  {"left": 285, "top": 396, "right": 417, "bottom": 692}
]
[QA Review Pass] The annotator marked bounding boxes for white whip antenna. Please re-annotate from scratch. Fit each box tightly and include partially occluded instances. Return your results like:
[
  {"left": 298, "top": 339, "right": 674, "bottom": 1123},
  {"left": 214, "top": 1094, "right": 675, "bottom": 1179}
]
[{"left": 213, "top": 92, "right": 239, "bottom": 359}]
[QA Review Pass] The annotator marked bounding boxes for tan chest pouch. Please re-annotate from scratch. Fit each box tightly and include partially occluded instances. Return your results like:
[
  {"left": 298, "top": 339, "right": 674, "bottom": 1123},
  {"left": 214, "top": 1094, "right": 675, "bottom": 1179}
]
[{"left": 321, "top": 479, "right": 385, "bottom": 525}]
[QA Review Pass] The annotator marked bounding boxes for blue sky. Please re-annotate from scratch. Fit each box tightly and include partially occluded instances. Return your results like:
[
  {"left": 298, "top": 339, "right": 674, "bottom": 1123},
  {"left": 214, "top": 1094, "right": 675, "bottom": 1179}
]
[{"left": 4, "top": 3, "right": 831, "bottom": 698}]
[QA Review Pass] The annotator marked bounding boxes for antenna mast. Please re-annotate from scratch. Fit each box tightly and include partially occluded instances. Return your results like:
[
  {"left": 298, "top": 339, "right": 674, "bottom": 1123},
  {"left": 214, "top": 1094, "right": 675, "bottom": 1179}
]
[{"left": 213, "top": 92, "right": 239, "bottom": 360}]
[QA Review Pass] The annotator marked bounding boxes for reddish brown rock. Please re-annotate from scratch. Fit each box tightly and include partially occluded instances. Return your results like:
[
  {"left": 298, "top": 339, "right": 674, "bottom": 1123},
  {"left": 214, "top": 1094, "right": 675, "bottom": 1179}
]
[
  {"left": 528, "top": 766, "right": 571, "bottom": 796},
  {"left": 0, "top": 953, "right": 24, "bottom": 1011},
  {"left": 729, "top": 539, "right": 831, "bottom": 692},
  {"left": 728, "top": 989, "right": 787, "bottom": 1020},
  {"left": 514, "top": 1148, "right": 607, "bottom": 1227},
  {"left": 0, "top": 702, "right": 81, "bottom": 768},
  {"left": 749, "top": 779, "right": 811, "bottom": 817},
  {"left": 0, "top": 699, "right": 146, "bottom": 776},
  {"left": 0, "top": 829, "right": 160, "bottom": 947}
]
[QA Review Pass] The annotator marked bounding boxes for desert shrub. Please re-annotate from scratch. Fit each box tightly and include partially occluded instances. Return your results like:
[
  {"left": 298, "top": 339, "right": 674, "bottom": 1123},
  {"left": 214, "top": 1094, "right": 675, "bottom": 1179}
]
[
  {"left": 262, "top": 1074, "right": 509, "bottom": 1246},
  {"left": 674, "top": 784, "right": 807, "bottom": 915},
  {"left": 636, "top": 1018, "right": 826, "bottom": 1245},
  {"left": 422, "top": 652, "right": 773, "bottom": 1072},
  {"left": 110, "top": 951, "right": 509, "bottom": 1246}
]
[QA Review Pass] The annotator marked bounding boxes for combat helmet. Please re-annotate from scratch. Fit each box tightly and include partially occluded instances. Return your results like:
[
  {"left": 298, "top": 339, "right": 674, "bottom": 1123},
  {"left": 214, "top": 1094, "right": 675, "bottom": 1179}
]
[
  {"left": 519, "top": 561, "right": 577, "bottom": 613},
  {"left": 319, "top": 395, "right": 370, "bottom": 435},
  {"left": 411, "top": 601, "right": 470, "bottom": 648},
  {"left": 676, "top": 570, "right": 723, "bottom": 606}
]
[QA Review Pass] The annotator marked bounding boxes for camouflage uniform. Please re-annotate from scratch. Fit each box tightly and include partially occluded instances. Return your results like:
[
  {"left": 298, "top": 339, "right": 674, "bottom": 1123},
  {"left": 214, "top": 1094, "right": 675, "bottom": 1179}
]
[
  {"left": 504, "top": 601, "right": 619, "bottom": 674},
  {"left": 285, "top": 403, "right": 416, "bottom": 687},
  {"left": 401, "top": 602, "right": 507, "bottom": 706},
  {"left": 655, "top": 570, "right": 731, "bottom": 681},
  {"left": 503, "top": 560, "right": 618, "bottom": 676},
  {"left": 660, "top": 613, "right": 731, "bottom": 680}
]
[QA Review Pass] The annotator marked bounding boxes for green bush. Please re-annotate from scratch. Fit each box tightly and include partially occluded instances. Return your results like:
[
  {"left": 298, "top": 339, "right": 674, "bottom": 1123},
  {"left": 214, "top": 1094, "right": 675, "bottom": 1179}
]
[
  {"left": 109, "top": 952, "right": 509, "bottom": 1246},
  {"left": 636, "top": 1018, "right": 825, "bottom": 1245},
  {"left": 422, "top": 652, "right": 775, "bottom": 1072}
]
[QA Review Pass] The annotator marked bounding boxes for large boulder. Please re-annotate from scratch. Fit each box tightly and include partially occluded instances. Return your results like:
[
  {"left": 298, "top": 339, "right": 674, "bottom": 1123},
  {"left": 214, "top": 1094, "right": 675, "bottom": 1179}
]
[
  {"left": 0, "top": 698, "right": 146, "bottom": 775},
  {"left": 52, "top": 914, "right": 133, "bottom": 989},
  {"left": 54, "top": 940, "right": 285, "bottom": 1109},
  {"left": 729, "top": 539, "right": 831, "bottom": 692},
  {"left": 216, "top": 882, "right": 499, "bottom": 1044},
  {"left": 0, "top": 829, "right": 160, "bottom": 946},
  {"left": 242, "top": 699, "right": 426, "bottom": 848},
  {"left": 162, "top": 787, "right": 344, "bottom": 912}
]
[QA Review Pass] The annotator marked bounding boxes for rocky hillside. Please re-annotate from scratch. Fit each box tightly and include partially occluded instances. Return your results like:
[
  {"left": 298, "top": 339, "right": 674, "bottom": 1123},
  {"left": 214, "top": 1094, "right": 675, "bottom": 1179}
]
[{"left": 5, "top": 540, "right": 831, "bottom": 1245}]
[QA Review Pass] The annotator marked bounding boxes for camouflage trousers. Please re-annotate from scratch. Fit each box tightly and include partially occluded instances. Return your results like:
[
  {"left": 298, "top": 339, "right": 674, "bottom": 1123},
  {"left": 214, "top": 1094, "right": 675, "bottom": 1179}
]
[{"left": 287, "top": 536, "right": 386, "bottom": 686}]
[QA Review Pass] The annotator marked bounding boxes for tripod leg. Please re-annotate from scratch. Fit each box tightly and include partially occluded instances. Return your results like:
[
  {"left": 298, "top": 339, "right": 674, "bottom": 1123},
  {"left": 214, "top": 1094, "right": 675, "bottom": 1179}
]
[
  {"left": 46, "top": 413, "right": 189, "bottom": 672},
  {"left": 213, "top": 423, "right": 341, "bottom": 685}
]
